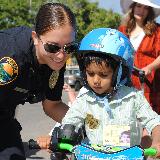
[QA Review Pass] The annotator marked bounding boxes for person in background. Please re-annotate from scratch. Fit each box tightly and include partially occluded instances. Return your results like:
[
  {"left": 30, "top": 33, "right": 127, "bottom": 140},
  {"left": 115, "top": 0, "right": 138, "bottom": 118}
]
[
  {"left": 0, "top": 2, "right": 77, "bottom": 160},
  {"left": 119, "top": 0, "right": 160, "bottom": 114},
  {"left": 62, "top": 28, "right": 160, "bottom": 158}
]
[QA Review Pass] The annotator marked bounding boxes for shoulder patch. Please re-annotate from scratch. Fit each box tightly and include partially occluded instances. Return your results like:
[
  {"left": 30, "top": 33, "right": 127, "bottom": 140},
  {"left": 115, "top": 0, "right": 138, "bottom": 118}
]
[{"left": 0, "top": 57, "right": 18, "bottom": 85}]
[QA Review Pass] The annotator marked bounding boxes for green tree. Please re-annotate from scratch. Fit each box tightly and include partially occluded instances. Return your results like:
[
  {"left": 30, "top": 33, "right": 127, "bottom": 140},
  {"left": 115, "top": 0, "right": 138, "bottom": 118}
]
[
  {"left": 0, "top": 0, "right": 121, "bottom": 41},
  {"left": 0, "top": 0, "right": 42, "bottom": 29},
  {"left": 56, "top": 0, "right": 121, "bottom": 41}
]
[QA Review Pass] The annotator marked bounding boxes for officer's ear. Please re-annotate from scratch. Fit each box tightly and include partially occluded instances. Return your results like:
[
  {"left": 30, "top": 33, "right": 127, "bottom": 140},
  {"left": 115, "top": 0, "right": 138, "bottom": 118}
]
[{"left": 32, "top": 31, "right": 39, "bottom": 45}]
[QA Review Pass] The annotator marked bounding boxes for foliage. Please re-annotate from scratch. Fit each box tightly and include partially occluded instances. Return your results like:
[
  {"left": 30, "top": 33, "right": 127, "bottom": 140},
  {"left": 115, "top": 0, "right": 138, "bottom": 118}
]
[
  {"left": 56, "top": 0, "right": 121, "bottom": 41},
  {"left": 0, "top": 0, "right": 34, "bottom": 29},
  {"left": 0, "top": 0, "right": 121, "bottom": 41}
]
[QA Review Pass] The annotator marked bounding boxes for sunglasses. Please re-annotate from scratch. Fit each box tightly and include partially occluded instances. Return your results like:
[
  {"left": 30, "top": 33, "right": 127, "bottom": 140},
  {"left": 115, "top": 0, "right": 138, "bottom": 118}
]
[{"left": 39, "top": 37, "right": 78, "bottom": 54}]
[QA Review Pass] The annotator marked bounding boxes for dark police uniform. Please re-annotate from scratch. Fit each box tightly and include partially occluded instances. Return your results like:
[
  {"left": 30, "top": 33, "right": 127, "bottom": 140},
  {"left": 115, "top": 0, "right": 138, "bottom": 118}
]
[{"left": 0, "top": 26, "right": 65, "bottom": 159}]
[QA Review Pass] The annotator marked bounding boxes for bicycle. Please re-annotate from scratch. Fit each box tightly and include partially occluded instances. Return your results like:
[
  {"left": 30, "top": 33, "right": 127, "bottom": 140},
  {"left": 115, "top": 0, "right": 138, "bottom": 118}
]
[{"left": 29, "top": 124, "right": 157, "bottom": 160}]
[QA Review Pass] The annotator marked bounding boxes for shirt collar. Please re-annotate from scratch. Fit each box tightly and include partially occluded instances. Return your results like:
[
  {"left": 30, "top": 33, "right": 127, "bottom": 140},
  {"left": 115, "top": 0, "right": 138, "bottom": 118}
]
[
  {"left": 77, "top": 86, "right": 137, "bottom": 104},
  {"left": 109, "top": 86, "right": 137, "bottom": 104}
]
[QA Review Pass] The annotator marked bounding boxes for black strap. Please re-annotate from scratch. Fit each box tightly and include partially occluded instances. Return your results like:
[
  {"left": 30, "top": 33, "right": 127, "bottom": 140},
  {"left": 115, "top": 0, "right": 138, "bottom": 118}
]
[{"left": 132, "top": 66, "right": 152, "bottom": 89}]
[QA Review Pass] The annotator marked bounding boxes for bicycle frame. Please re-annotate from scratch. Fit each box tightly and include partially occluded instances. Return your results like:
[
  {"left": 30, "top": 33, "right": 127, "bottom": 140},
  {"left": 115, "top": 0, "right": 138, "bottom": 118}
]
[
  {"left": 28, "top": 139, "right": 157, "bottom": 160},
  {"left": 56, "top": 142, "right": 157, "bottom": 160}
]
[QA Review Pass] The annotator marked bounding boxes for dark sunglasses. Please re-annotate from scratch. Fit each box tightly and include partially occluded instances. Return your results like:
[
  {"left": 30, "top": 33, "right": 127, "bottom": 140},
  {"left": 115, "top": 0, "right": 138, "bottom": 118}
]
[
  {"left": 39, "top": 37, "right": 78, "bottom": 54},
  {"left": 44, "top": 42, "right": 79, "bottom": 54}
]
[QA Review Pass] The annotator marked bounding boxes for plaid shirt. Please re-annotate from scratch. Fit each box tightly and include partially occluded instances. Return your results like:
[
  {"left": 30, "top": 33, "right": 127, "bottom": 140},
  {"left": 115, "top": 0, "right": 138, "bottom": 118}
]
[{"left": 62, "top": 86, "right": 160, "bottom": 146}]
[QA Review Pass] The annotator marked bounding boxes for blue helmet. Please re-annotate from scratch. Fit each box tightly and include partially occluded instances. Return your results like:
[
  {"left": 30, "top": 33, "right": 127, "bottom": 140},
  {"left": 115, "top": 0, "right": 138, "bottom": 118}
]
[{"left": 77, "top": 28, "right": 135, "bottom": 89}]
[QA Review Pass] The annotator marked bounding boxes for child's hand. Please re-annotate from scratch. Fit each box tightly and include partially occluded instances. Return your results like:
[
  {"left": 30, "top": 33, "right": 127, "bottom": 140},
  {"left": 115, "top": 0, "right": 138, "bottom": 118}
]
[
  {"left": 63, "top": 83, "right": 76, "bottom": 103},
  {"left": 36, "top": 135, "right": 51, "bottom": 150},
  {"left": 63, "top": 83, "right": 73, "bottom": 92}
]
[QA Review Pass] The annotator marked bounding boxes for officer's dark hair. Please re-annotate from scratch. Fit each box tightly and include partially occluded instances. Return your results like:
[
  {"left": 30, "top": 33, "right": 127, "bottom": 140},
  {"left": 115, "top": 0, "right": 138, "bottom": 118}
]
[{"left": 35, "top": 3, "right": 76, "bottom": 35}]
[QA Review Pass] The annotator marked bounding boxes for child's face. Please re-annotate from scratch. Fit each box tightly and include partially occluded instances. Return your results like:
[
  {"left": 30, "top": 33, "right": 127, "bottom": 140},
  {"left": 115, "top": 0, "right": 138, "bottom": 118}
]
[{"left": 86, "top": 61, "right": 113, "bottom": 95}]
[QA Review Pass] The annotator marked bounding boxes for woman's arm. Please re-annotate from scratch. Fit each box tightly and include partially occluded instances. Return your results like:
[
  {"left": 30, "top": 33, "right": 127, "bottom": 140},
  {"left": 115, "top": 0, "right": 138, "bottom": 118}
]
[{"left": 42, "top": 99, "right": 69, "bottom": 123}]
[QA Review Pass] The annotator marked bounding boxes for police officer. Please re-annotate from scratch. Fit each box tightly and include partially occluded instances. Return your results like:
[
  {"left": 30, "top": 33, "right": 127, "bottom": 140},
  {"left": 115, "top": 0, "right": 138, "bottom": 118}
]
[{"left": 0, "top": 3, "right": 77, "bottom": 160}]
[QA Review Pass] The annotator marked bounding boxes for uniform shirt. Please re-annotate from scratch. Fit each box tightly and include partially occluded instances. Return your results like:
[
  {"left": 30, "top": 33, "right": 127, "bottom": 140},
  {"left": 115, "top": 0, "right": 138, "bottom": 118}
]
[
  {"left": 62, "top": 86, "right": 160, "bottom": 146},
  {"left": 0, "top": 26, "right": 65, "bottom": 116}
]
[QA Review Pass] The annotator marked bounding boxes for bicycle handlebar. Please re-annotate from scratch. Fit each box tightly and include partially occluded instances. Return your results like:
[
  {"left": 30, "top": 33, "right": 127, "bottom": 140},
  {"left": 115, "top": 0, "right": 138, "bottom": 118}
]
[
  {"left": 133, "top": 66, "right": 144, "bottom": 73},
  {"left": 57, "top": 143, "right": 73, "bottom": 152},
  {"left": 28, "top": 139, "right": 41, "bottom": 149},
  {"left": 28, "top": 139, "right": 157, "bottom": 157},
  {"left": 28, "top": 139, "right": 74, "bottom": 152},
  {"left": 132, "top": 66, "right": 152, "bottom": 89},
  {"left": 133, "top": 66, "right": 145, "bottom": 83},
  {"left": 144, "top": 148, "right": 157, "bottom": 156},
  {"left": 57, "top": 142, "right": 157, "bottom": 156}
]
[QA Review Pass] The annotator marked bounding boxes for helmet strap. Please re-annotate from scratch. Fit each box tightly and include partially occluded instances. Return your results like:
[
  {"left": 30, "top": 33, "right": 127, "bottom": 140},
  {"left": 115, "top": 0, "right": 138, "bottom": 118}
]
[
  {"left": 116, "top": 61, "right": 122, "bottom": 85},
  {"left": 112, "top": 61, "right": 128, "bottom": 90},
  {"left": 112, "top": 62, "right": 121, "bottom": 87}
]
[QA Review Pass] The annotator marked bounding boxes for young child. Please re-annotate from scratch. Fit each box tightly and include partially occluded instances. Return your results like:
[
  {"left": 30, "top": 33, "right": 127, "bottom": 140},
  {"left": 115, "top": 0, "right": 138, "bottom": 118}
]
[{"left": 62, "top": 28, "right": 160, "bottom": 158}]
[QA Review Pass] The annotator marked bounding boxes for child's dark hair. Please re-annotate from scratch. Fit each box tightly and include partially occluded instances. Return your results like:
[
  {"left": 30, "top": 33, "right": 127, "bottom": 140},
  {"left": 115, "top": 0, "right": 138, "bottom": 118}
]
[
  {"left": 35, "top": 3, "right": 76, "bottom": 36},
  {"left": 77, "top": 52, "right": 132, "bottom": 88},
  {"left": 83, "top": 53, "right": 118, "bottom": 72}
]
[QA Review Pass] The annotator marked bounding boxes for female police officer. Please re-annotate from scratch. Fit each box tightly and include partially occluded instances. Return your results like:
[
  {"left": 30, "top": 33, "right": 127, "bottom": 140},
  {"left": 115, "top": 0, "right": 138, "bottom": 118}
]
[{"left": 0, "top": 2, "right": 77, "bottom": 160}]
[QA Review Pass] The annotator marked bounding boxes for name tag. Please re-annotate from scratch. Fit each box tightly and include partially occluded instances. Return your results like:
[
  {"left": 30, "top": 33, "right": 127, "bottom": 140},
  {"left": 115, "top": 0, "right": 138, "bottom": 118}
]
[{"left": 103, "top": 124, "right": 130, "bottom": 147}]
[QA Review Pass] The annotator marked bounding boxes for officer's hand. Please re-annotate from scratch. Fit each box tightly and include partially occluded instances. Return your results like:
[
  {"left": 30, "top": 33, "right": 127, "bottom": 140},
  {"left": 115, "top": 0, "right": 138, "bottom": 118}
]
[{"left": 36, "top": 135, "right": 51, "bottom": 150}]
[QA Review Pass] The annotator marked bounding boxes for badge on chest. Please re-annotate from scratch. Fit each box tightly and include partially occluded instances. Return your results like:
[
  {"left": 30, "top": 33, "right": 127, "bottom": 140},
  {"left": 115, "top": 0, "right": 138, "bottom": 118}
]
[{"left": 49, "top": 70, "right": 59, "bottom": 89}]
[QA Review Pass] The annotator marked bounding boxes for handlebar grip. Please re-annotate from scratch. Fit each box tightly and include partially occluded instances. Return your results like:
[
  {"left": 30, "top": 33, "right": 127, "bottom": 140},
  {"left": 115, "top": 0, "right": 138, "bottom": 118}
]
[
  {"left": 144, "top": 148, "right": 157, "bottom": 156},
  {"left": 133, "top": 66, "right": 145, "bottom": 76},
  {"left": 133, "top": 66, "right": 142, "bottom": 72},
  {"left": 28, "top": 139, "right": 41, "bottom": 149},
  {"left": 57, "top": 143, "right": 73, "bottom": 152}
]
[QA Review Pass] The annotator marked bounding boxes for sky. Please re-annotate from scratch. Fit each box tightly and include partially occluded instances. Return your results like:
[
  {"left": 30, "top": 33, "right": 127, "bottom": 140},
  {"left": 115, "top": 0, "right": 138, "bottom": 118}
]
[
  {"left": 98, "top": 0, "right": 122, "bottom": 14},
  {"left": 90, "top": 0, "right": 160, "bottom": 23}
]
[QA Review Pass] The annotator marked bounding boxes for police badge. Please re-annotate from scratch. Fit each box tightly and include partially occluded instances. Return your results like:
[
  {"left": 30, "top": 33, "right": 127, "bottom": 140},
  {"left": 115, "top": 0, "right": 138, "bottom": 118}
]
[{"left": 49, "top": 70, "right": 59, "bottom": 89}]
